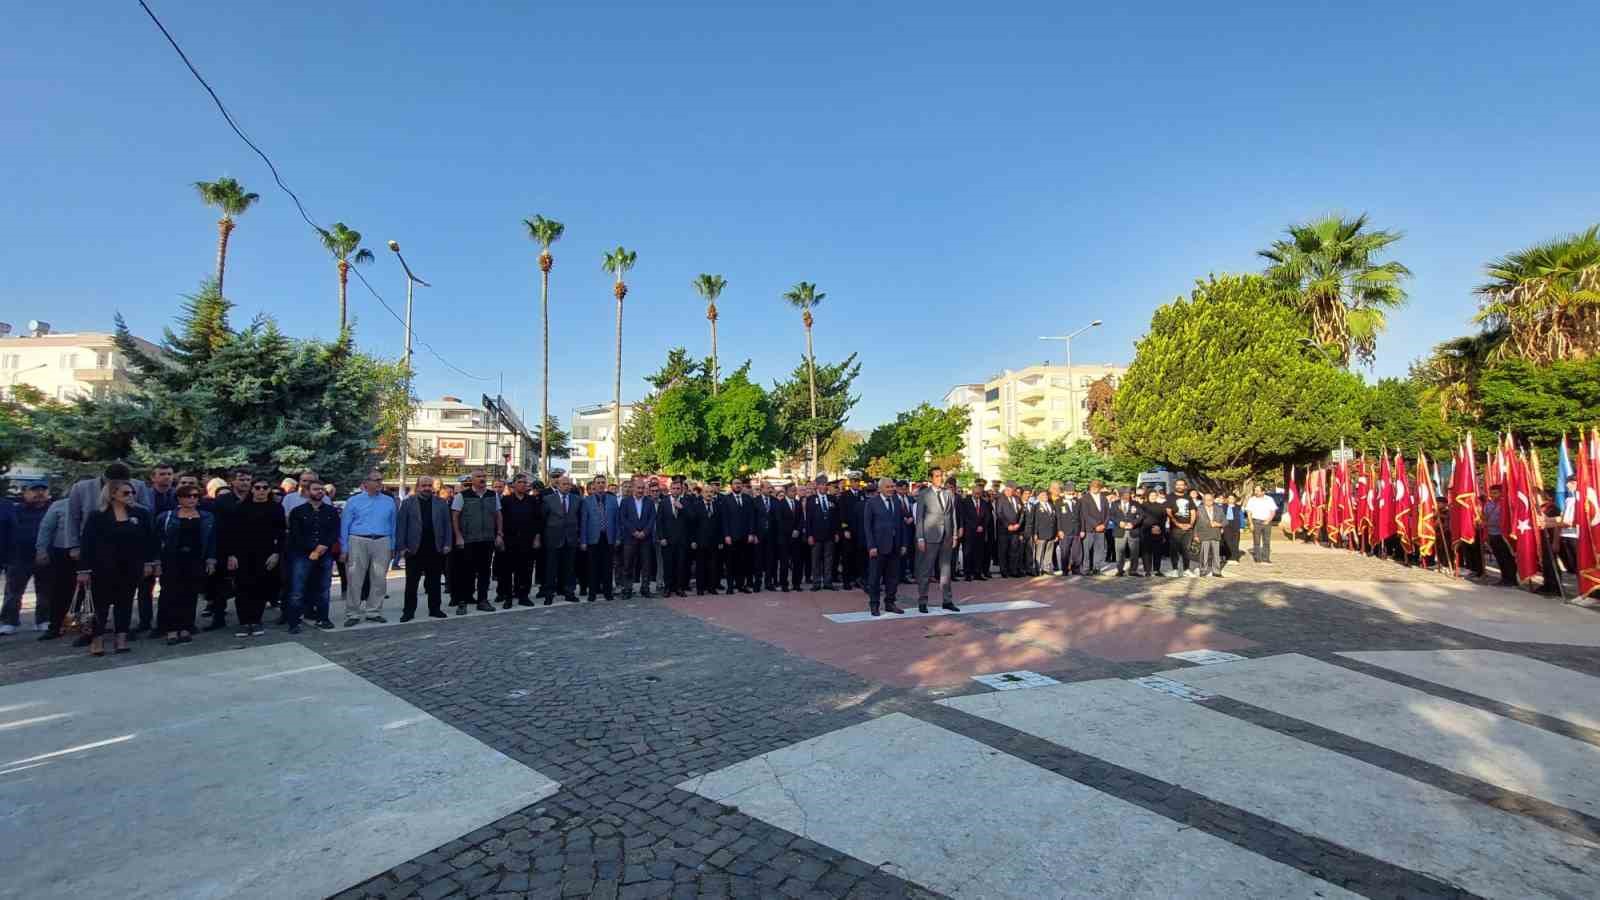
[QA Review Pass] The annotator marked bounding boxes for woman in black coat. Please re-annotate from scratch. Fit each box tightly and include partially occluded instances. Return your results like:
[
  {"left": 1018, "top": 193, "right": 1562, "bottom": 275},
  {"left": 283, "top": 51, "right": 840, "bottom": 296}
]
[
  {"left": 226, "top": 477, "right": 286, "bottom": 637},
  {"left": 76, "top": 478, "right": 159, "bottom": 656}
]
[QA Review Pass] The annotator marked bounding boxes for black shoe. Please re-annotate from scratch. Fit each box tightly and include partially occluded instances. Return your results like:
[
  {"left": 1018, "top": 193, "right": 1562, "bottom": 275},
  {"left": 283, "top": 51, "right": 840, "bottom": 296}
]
[
  {"left": 344, "top": 617, "right": 361, "bottom": 628},
  {"left": 564, "top": 595, "right": 579, "bottom": 603},
  {"left": 869, "top": 602, "right": 881, "bottom": 616},
  {"left": 604, "top": 594, "right": 615, "bottom": 602},
  {"left": 235, "top": 626, "right": 251, "bottom": 637},
  {"left": 429, "top": 610, "right": 448, "bottom": 618},
  {"left": 475, "top": 602, "right": 494, "bottom": 612},
  {"left": 316, "top": 620, "right": 336, "bottom": 630},
  {"left": 811, "top": 585, "right": 822, "bottom": 592},
  {"left": 367, "top": 615, "right": 387, "bottom": 624},
  {"left": 640, "top": 590, "right": 652, "bottom": 598},
  {"left": 37, "top": 629, "right": 60, "bottom": 641},
  {"left": 287, "top": 624, "right": 302, "bottom": 634},
  {"left": 517, "top": 598, "right": 535, "bottom": 607},
  {"left": 275, "top": 614, "right": 288, "bottom": 626},
  {"left": 942, "top": 602, "right": 961, "bottom": 612},
  {"left": 400, "top": 614, "right": 414, "bottom": 623},
  {"left": 884, "top": 601, "right": 905, "bottom": 614},
  {"left": 918, "top": 603, "right": 929, "bottom": 613},
  {"left": 455, "top": 605, "right": 470, "bottom": 615},
  {"left": 501, "top": 599, "right": 513, "bottom": 610}
]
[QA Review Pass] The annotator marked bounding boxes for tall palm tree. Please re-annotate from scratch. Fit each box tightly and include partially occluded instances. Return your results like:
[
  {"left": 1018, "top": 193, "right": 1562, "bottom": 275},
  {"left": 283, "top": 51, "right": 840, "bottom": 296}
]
[
  {"left": 1411, "top": 328, "right": 1505, "bottom": 421},
  {"left": 1259, "top": 214, "right": 1411, "bottom": 366},
  {"left": 602, "top": 246, "right": 638, "bottom": 476},
  {"left": 782, "top": 281, "right": 826, "bottom": 476},
  {"left": 524, "top": 214, "right": 566, "bottom": 479},
  {"left": 193, "top": 176, "right": 259, "bottom": 296},
  {"left": 318, "top": 223, "right": 374, "bottom": 332},
  {"left": 693, "top": 274, "right": 728, "bottom": 395},
  {"left": 1474, "top": 225, "right": 1600, "bottom": 363}
]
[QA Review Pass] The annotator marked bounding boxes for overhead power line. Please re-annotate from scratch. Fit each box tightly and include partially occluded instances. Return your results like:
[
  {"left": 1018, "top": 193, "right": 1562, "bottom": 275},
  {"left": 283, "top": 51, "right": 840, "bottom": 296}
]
[{"left": 135, "top": 0, "right": 487, "bottom": 382}]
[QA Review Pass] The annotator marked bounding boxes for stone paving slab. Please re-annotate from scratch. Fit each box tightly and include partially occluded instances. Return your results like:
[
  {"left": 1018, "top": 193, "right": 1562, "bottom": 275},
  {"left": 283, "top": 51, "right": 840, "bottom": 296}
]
[
  {"left": 678, "top": 712, "right": 1357, "bottom": 900},
  {"left": 0, "top": 643, "right": 558, "bottom": 900},
  {"left": 1340, "top": 649, "right": 1600, "bottom": 730}
]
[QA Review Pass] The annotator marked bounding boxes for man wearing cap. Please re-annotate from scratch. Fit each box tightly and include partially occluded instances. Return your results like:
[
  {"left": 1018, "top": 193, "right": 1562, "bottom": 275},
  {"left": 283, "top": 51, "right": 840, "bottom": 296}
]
[
  {"left": 1111, "top": 487, "right": 1145, "bottom": 576},
  {"left": 913, "top": 469, "right": 962, "bottom": 614},
  {"left": 804, "top": 475, "right": 837, "bottom": 590},
  {"left": 862, "top": 477, "right": 906, "bottom": 616},
  {"left": 1, "top": 479, "right": 54, "bottom": 636}
]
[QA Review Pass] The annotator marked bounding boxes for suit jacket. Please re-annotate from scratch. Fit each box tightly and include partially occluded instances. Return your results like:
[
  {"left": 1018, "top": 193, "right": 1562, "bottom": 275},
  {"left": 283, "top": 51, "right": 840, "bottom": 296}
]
[
  {"left": 754, "top": 494, "right": 775, "bottom": 541},
  {"left": 687, "top": 494, "right": 716, "bottom": 546},
  {"left": 803, "top": 494, "right": 836, "bottom": 540},
  {"left": 994, "top": 494, "right": 1022, "bottom": 533},
  {"left": 1079, "top": 491, "right": 1110, "bottom": 533},
  {"left": 1194, "top": 503, "right": 1227, "bottom": 541},
  {"left": 717, "top": 492, "right": 758, "bottom": 541},
  {"left": 862, "top": 493, "right": 903, "bottom": 556},
  {"left": 1031, "top": 499, "right": 1060, "bottom": 540},
  {"left": 541, "top": 489, "right": 582, "bottom": 549},
  {"left": 1110, "top": 499, "right": 1145, "bottom": 539},
  {"left": 915, "top": 486, "right": 958, "bottom": 546},
  {"left": 654, "top": 495, "right": 691, "bottom": 545},
  {"left": 837, "top": 491, "right": 861, "bottom": 538},
  {"left": 1056, "top": 497, "right": 1081, "bottom": 537},
  {"left": 773, "top": 495, "right": 802, "bottom": 541},
  {"left": 66, "top": 476, "right": 149, "bottom": 550},
  {"left": 396, "top": 493, "right": 454, "bottom": 554},
  {"left": 619, "top": 494, "right": 657, "bottom": 543},
  {"left": 580, "top": 491, "right": 621, "bottom": 545}
]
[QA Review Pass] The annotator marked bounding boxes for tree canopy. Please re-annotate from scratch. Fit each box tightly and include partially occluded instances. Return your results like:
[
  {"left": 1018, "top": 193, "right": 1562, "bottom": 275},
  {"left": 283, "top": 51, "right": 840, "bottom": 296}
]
[
  {"left": 999, "top": 437, "right": 1141, "bottom": 489},
  {"left": 618, "top": 348, "right": 778, "bottom": 478},
  {"left": 771, "top": 353, "right": 860, "bottom": 464},
  {"left": 852, "top": 403, "right": 970, "bottom": 481},
  {"left": 1111, "top": 274, "right": 1368, "bottom": 489}
]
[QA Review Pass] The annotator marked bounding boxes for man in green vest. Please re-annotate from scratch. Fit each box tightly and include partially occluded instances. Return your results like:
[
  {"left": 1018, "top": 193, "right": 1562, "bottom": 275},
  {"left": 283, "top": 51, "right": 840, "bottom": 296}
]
[{"left": 450, "top": 469, "right": 503, "bottom": 613}]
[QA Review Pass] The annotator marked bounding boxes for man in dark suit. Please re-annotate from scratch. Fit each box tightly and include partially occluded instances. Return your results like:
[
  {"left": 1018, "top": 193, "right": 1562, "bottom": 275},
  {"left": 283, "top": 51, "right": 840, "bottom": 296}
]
[
  {"left": 993, "top": 483, "right": 1024, "bottom": 576},
  {"left": 753, "top": 481, "right": 778, "bottom": 591},
  {"left": 654, "top": 477, "right": 691, "bottom": 597},
  {"left": 1079, "top": 479, "right": 1111, "bottom": 576},
  {"left": 960, "top": 483, "right": 991, "bottom": 580},
  {"left": 1111, "top": 487, "right": 1146, "bottom": 576},
  {"left": 692, "top": 480, "right": 721, "bottom": 594},
  {"left": 618, "top": 476, "right": 657, "bottom": 599},
  {"left": 862, "top": 477, "right": 906, "bottom": 616},
  {"left": 718, "top": 478, "right": 758, "bottom": 593},
  {"left": 539, "top": 474, "right": 580, "bottom": 603},
  {"left": 804, "top": 476, "right": 837, "bottom": 590},
  {"left": 498, "top": 474, "right": 542, "bottom": 607},
  {"left": 771, "top": 483, "right": 803, "bottom": 591},
  {"left": 836, "top": 480, "right": 862, "bottom": 589}
]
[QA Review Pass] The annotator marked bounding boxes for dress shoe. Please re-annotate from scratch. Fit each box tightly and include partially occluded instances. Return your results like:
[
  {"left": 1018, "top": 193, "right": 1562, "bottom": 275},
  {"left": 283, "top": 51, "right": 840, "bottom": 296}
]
[
  {"left": 399, "top": 614, "right": 414, "bottom": 623},
  {"left": 501, "top": 599, "right": 514, "bottom": 610},
  {"left": 366, "top": 615, "right": 387, "bottom": 624},
  {"left": 517, "top": 598, "right": 535, "bottom": 607},
  {"left": 456, "top": 606, "right": 469, "bottom": 615},
  {"left": 918, "top": 602, "right": 929, "bottom": 614},
  {"left": 884, "top": 601, "right": 905, "bottom": 614},
  {"left": 564, "top": 595, "right": 579, "bottom": 603},
  {"left": 287, "top": 624, "right": 302, "bottom": 634},
  {"left": 942, "top": 602, "right": 961, "bottom": 612},
  {"left": 604, "top": 594, "right": 615, "bottom": 601},
  {"left": 37, "top": 629, "right": 60, "bottom": 642},
  {"left": 475, "top": 601, "right": 494, "bottom": 612},
  {"left": 543, "top": 597, "right": 554, "bottom": 606},
  {"left": 640, "top": 590, "right": 652, "bottom": 598},
  {"left": 869, "top": 601, "right": 881, "bottom": 616},
  {"left": 344, "top": 617, "right": 361, "bottom": 628},
  {"left": 316, "top": 619, "right": 336, "bottom": 630}
]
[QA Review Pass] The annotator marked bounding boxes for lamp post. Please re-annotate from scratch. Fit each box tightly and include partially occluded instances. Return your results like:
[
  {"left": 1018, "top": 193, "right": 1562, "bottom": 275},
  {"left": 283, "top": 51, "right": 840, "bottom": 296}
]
[
  {"left": 388, "top": 240, "right": 430, "bottom": 499},
  {"left": 3, "top": 362, "right": 48, "bottom": 386},
  {"left": 1038, "top": 319, "right": 1102, "bottom": 440}
]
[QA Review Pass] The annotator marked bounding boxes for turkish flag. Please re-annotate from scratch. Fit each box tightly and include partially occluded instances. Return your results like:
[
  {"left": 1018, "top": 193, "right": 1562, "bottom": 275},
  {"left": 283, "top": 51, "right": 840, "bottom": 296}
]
[
  {"left": 1284, "top": 467, "right": 1301, "bottom": 535},
  {"left": 1449, "top": 436, "right": 1480, "bottom": 548},
  {"left": 1393, "top": 451, "right": 1415, "bottom": 554},
  {"left": 1415, "top": 454, "right": 1439, "bottom": 561},
  {"left": 1508, "top": 447, "right": 1541, "bottom": 584},
  {"left": 1356, "top": 456, "right": 1375, "bottom": 545},
  {"left": 1377, "top": 452, "right": 1394, "bottom": 544},
  {"left": 1577, "top": 435, "right": 1600, "bottom": 597}
]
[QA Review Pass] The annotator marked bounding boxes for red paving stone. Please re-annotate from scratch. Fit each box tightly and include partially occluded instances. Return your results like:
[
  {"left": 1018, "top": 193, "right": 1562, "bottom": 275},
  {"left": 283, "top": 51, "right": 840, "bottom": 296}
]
[{"left": 663, "top": 577, "right": 1256, "bottom": 688}]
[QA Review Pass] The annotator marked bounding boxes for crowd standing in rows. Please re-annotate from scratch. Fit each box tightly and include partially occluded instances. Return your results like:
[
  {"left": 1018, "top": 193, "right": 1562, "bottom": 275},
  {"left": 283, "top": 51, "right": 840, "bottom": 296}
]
[{"left": 1, "top": 460, "right": 1289, "bottom": 651}]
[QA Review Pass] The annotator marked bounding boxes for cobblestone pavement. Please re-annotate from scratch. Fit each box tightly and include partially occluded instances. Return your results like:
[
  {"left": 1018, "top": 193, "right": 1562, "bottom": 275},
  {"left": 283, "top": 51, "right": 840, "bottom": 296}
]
[{"left": 3, "top": 539, "right": 1598, "bottom": 899}]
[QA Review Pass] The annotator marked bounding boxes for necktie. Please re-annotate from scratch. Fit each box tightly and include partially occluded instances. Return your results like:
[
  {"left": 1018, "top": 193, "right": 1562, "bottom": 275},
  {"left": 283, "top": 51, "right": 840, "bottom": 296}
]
[{"left": 821, "top": 496, "right": 828, "bottom": 514}]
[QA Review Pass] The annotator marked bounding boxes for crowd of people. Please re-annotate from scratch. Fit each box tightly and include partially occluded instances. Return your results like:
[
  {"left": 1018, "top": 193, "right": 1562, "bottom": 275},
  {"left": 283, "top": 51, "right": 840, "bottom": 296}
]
[{"left": 1, "top": 461, "right": 1289, "bottom": 650}]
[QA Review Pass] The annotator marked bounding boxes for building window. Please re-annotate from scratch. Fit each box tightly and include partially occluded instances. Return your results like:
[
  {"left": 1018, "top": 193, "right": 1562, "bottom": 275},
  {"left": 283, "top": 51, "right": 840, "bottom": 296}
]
[
  {"left": 59, "top": 353, "right": 79, "bottom": 369},
  {"left": 0, "top": 354, "right": 18, "bottom": 370},
  {"left": 1050, "top": 377, "right": 1068, "bottom": 388},
  {"left": 983, "top": 388, "right": 999, "bottom": 402},
  {"left": 1079, "top": 376, "right": 1091, "bottom": 387},
  {"left": 96, "top": 351, "right": 111, "bottom": 369},
  {"left": 570, "top": 460, "right": 590, "bottom": 475},
  {"left": 1080, "top": 398, "right": 1088, "bottom": 409},
  {"left": 574, "top": 426, "right": 591, "bottom": 439},
  {"left": 1052, "top": 419, "right": 1066, "bottom": 431},
  {"left": 1050, "top": 398, "right": 1066, "bottom": 411}
]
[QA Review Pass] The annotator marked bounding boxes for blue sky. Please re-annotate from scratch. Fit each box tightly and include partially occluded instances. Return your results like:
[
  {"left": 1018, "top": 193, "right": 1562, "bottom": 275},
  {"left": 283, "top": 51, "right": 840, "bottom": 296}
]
[{"left": 4, "top": 1, "right": 1597, "bottom": 430}]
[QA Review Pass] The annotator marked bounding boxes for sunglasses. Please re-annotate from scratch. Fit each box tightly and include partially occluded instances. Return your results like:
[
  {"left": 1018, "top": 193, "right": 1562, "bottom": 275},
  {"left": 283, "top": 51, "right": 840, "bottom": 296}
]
[
  {"left": 252, "top": 484, "right": 270, "bottom": 491},
  {"left": 116, "top": 489, "right": 135, "bottom": 497}
]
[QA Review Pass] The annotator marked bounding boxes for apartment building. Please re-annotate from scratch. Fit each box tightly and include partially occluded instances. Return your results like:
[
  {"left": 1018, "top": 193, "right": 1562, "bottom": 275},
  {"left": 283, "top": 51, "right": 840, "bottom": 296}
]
[
  {"left": 567, "top": 401, "right": 636, "bottom": 479},
  {"left": 946, "top": 363, "right": 1128, "bottom": 482},
  {"left": 0, "top": 322, "right": 160, "bottom": 401}
]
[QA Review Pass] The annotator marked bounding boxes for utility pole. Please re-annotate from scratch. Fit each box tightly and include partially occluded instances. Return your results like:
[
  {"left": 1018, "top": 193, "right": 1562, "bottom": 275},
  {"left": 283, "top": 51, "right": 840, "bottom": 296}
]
[
  {"left": 388, "top": 241, "right": 429, "bottom": 499},
  {"left": 1038, "top": 319, "right": 1102, "bottom": 440}
]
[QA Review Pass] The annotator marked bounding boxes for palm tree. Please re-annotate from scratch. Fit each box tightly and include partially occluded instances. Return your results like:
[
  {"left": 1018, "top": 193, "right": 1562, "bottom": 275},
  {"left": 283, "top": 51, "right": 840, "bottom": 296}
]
[
  {"left": 602, "top": 246, "right": 638, "bottom": 476},
  {"left": 192, "top": 176, "right": 259, "bottom": 296},
  {"left": 1259, "top": 214, "right": 1411, "bottom": 366},
  {"left": 782, "top": 281, "right": 826, "bottom": 476},
  {"left": 693, "top": 274, "right": 728, "bottom": 395},
  {"left": 318, "top": 223, "right": 375, "bottom": 332},
  {"left": 1411, "top": 328, "right": 1505, "bottom": 421},
  {"left": 1474, "top": 225, "right": 1600, "bottom": 363},
  {"left": 524, "top": 214, "right": 566, "bottom": 479}
]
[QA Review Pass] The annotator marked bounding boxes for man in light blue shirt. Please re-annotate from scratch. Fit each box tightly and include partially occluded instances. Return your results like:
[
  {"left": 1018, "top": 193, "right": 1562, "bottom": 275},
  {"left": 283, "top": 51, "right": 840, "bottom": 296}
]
[{"left": 339, "top": 469, "right": 397, "bottom": 627}]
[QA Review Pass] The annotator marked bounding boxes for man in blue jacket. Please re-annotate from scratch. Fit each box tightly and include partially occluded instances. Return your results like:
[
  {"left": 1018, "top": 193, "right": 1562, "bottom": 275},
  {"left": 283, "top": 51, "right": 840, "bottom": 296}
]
[
  {"left": 580, "top": 475, "right": 621, "bottom": 601},
  {"left": 2, "top": 480, "right": 53, "bottom": 636},
  {"left": 862, "top": 477, "right": 907, "bottom": 617}
]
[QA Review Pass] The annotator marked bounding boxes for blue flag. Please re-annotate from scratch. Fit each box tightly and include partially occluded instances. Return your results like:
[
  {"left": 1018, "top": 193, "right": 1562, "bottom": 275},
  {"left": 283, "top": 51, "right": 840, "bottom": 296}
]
[{"left": 1557, "top": 435, "right": 1575, "bottom": 510}]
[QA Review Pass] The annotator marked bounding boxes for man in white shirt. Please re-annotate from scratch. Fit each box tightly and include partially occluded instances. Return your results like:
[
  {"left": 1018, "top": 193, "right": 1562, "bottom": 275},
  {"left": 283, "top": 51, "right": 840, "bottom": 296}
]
[{"left": 1244, "top": 485, "right": 1280, "bottom": 564}]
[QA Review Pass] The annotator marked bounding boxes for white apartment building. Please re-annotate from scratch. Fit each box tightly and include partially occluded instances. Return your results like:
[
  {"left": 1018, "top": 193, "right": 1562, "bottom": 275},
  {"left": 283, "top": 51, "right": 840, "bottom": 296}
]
[
  {"left": 945, "top": 363, "right": 1128, "bottom": 482},
  {"left": 0, "top": 323, "right": 161, "bottom": 401},
  {"left": 567, "top": 401, "right": 635, "bottom": 479},
  {"left": 399, "top": 395, "right": 536, "bottom": 482}
]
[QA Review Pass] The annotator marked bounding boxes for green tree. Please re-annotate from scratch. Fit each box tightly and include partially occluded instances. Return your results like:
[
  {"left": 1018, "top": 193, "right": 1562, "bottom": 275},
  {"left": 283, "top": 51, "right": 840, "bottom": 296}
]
[
  {"left": 853, "top": 403, "right": 970, "bottom": 480},
  {"left": 693, "top": 274, "right": 727, "bottom": 394},
  {"left": 317, "top": 223, "right": 375, "bottom": 333},
  {"left": 771, "top": 353, "right": 861, "bottom": 467},
  {"left": 1474, "top": 224, "right": 1600, "bottom": 364},
  {"left": 782, "top": 281, "right": 825, "bottom": 475},
  {"left": 1411, "top": 328, "right": 1504, "bottom": 424},
  {"left": 1000, "top": 438, "right": 1141, "bottom": 488},
  {"left": 535, "top": 415, "right": 572, "bottom": 464},
  {"left": 1472, "top": 357, "right": 1600, "bottom": 449},
  {"left": 193, "top": 176, "right": 259, "bottom": 296},
  {"left": 1113, "top": 274, "right": 1368, "bottom": 489},
  {"left": 1259, "top": 214, "right": 1411, "bottom": 366},
  {"left": 602, "top": 245, "right": 638, "bottom": 475},
  {"left": 817, "top": 428, "right": 864, "bottom": 476},
  {"left": 523, "top": 214, "right": 565, "bottom": 478},
  {"left": 704, "top": 365, "right": 779, "bottom": 479},
  {"left": 1355, "top": 377, "right": 1454, "bottom": 459}
]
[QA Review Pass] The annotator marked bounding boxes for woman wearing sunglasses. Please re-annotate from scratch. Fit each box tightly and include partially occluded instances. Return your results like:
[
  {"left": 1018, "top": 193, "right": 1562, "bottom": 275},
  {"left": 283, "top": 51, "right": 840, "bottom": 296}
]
[
  {"left": 227, "top": 479, "right": 285, "bottom": 637},
  {"left": 75, "top": 478, "right": 159, "bottom": 656},
  {"left": 156, "top": 485, "right": 218, "bottom": 645}
]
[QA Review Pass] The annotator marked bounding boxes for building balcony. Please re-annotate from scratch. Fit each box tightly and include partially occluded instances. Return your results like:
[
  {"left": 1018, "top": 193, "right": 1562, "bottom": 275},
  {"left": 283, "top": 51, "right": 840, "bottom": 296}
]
[
  {"left": 73, "top": 368, "right": 127, "bottom": 384},
  {"left": 1019, "top": 409, "right": 1045, "bottom": 424}
]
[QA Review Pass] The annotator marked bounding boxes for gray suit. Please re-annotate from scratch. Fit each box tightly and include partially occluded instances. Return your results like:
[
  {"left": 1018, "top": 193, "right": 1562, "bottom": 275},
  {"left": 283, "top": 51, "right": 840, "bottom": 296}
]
[
  {"left": 396, "top": 494, "right": 453, "bottom": 555},
  {"left": 914, "top": 486, "right": 957, "bottom": 604}
]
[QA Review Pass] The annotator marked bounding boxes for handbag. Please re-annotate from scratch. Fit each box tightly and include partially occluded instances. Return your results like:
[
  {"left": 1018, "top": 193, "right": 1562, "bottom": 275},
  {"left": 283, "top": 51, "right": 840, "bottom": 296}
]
[{"left": 66, "top": 581, "right": 95, "bottom": 635}]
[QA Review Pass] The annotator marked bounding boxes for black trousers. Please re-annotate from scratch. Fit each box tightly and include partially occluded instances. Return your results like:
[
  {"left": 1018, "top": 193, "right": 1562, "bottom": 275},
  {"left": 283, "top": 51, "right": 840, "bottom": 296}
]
[
  {"left": 725, "top": 539, "right": 753, "bottom": 590},
  {"left": 493, "top": 544, "right": 511, "bottom": 597},
  {"left": 235, "top": 558, "right": 278, "bottom": 627},
  {"left": 695, "top": 543, "right": 720, "bottom": 593},
  {"left": 455, "top": 541, "right": 493, "bottom": 604},
  {"left": 659, "top": 541, "right": 689, "bottom": 593},
  {"left": 1142, "top": 531, "right": 1165, "bottom": 575},
  {"left": 404, "top": 548, "right": 445, "bottom": 615},
  {"left": 1169, "top": 528, "right": 1193, "bottom": 572},
  {"left": 1489, "top": 534, "right": 1517, "bottom": 584},
  {"left": 809, "top": 538, "right": 835, "bottom": 587},
  {"left": 92, "top": 567, "right": 140, "bottom": 636},
  {"left": 963, "top": 532, "right": 987, "bottom": 578},
  {"left": 587, "top": 534, "right": 614, "bottom": 598},
  {"left": 48, "top": 548, "right": 80, "bottom": 634},
  {"left": 782, "top": 538, "right": 804, "bottom": 588},
  {"left": 158, "top": 564, "right": 204, "bottom": 632},
  {"left": 865, "top": 549, "right": 900, "bottom": 604},
  {"left": 838, "top": 536, "right": 860, "bottom": 585},
  {"left": 136, "top": 573, "right": 157, "bottom": 630},
  {"left": 498, "top": 545, "right": 534, "bottom": 600},
  {"left": 541, "top": 545, "right": 576, "bottom": 599},
  {"left": 1001, "top": 532, "right": 1027, "bottom": 575},
  {"left": 621, "top": 538, "right": 653, "bottom": 594},
  {"left": 756, "top": 538, "right": 777, "bottom": 588}
]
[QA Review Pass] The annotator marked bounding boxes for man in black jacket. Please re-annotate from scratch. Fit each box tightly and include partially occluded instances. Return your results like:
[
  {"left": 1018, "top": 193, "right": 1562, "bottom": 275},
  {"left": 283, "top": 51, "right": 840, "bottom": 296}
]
[
  {"left": 718, "top": 479, "right": 758, "bottom": 593},
  {"left": 1079, "top": 479, "right": 1111, "bottom": 576},
  {"left": 993, "top": 483, "right": 1025, "bottom": 576},
  {"left": 1030, "top": 490, "right": 1059, "bottom": 577},
  {"left": 498, "top": 474, "right": 541, "bottom": 608},
  {"left": 771, "top": 483, "right": 804, "bottom": 591},
  {"left": 538, "top": 474, "right": 580, "bottom": 604},
  {"left": 655, "top": 477, "right": 692, "bottom": 597},
  {"left": 753, "top": 482, "right": 778, "bottom": 591},
  {"left": 1111, "top": 487, "right": 1145, "bottom": 576},
  {"left": 692, "top": 480, "right": 721, "bottom": 594},
  {"left": 960, "top": 485, "right": 991, "bottom": 580},
  {"left": 804, "top": 476, "right": 837, "bottom": 590}
]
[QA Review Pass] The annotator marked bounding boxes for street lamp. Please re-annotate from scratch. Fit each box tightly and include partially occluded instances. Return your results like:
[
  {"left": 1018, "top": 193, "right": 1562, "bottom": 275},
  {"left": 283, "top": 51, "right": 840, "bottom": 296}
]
[
  {"left": 1038, "top": 319, "right": 1102, "bottom": 439},
  {"left": 2, "top": 362, "right": 48, "bottom": 397},
  {"left": 389, "top": 240, "right": 430, "bottom": 499}
]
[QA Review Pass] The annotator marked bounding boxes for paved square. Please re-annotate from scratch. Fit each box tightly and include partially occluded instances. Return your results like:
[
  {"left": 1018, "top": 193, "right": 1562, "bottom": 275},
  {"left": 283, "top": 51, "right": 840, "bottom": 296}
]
[{"left": 0, "top": 643, "right": 558, "bottom": 900}]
